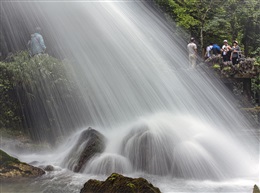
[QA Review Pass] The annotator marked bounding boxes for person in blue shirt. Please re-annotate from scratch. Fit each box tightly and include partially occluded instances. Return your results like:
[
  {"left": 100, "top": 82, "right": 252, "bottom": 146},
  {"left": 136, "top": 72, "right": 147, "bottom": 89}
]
[
  {"left": 27, "top": 27, "right": 46, "bottom": 57},
  {"left": 212, "top": 43, "right": 221, "bottom": 55}
]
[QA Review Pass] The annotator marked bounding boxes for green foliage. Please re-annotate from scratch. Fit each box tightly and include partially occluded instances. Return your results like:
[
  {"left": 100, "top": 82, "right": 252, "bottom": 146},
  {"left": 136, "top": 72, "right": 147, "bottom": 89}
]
[
  {"left": 252, "top": 56, "right": 260, "bottom": 99},
  {"left": 127, "top": 183, "right": 136, "bottom": 189},
  {"left": 0, "top": 149, "right": 20, "bottom": 167},
  {"left": 0, "top": 51, "right": 82, "bottom": 142},
  {"left": 252, "top": 76, "right": 260, "bottom": 91},
  {"left": 108, "top": 173, "right": 119, "bottom": 181},
  {"left": 155, "top": 0, "right": 260, "bottom": 56},
  {"left": 250, "top": 47, "right": 260, "bottom": 58},
  {"left": 0, "top": 55, "right": 24, "bottom": 129},
  {"left": 213, "top": 64, "right": 220, "bottom": 69},
  {"left": 168, "top": 0, "right": 200, "bottom": 29}
]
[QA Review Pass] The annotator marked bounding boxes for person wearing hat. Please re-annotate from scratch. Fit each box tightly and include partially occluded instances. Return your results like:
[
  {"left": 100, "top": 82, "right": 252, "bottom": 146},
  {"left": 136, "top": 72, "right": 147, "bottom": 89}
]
[
  {"left": 27, "top": 27, "right": 46, "bottom": 57},
  {"left": 230, "top": 40, "right": 240, "bottom": 65},
  {"left": 187, "top": 37, "right": 197, "bottom": 68},
  {"left": 221, "top": 40, "right": 231, "bottom": 62}
]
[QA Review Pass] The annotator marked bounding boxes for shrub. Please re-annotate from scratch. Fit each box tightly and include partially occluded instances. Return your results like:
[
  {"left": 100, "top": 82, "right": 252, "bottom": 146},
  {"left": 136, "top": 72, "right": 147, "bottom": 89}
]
[{"left": 0, "top": 51, "right": 85, "bottom": 143}]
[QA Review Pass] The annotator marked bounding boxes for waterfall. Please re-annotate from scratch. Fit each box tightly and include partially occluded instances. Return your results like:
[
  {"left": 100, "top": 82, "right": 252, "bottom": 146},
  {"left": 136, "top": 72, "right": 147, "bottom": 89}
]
[{"left": 1, "top": 0, "right": 258, "bottom": 184}]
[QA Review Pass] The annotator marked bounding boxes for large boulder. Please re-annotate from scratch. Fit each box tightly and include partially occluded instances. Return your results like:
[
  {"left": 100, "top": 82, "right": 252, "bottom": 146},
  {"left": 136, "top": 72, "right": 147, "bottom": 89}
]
[
  {"left": 253, "top": 185, "right": 260, "bottom": 193},
  {"left": 0, "top": 149, "right": 45, "bottom": 179},
  {"left": 80, "top": 173, "right": 161, "bottom": 193},
  {"left": 63, "top": 127, "right": 106, "bottom": 172}
]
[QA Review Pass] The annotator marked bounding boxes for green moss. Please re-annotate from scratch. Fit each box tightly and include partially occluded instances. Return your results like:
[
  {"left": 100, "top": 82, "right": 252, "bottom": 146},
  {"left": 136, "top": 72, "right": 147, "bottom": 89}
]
[
  {"left": 127, "top": 182, "right": 136, "bottom": 189},
  {"left": 223, "top": 66, "right": 231, "bottom": 71},
  {"left": 108, "top": 173, "right": 119, "bottom": 181},
  {"left": 0, "top": 149, "right": 20, "bottom": 167},
  {"left": 213, "top": 64, "right": 220, "bottom": 69}
]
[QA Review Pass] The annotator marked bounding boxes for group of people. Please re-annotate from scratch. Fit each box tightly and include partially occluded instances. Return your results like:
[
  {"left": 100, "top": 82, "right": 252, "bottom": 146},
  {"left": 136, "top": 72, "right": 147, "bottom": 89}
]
[
  {"left": 205, "top": 40, "right": 241, "bottom": 65},
  {"left": 187, "top": 37, "right": 241, "bottom": 68},
  {"left": 30, "top": 29, "right": 241, "bottom": 69}
]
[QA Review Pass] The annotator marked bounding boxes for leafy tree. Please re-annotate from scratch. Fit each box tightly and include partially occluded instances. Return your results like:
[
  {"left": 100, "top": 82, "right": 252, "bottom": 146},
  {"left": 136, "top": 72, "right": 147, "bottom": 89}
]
[
  {"left": 156, "top": 0, "right": 225, "bottom": 54},
  {"left": 238, "top": 0, "right": 260, "bottom": 56},
  {"left": 155, "top": 0, "right": 259, "bottom": 57}
]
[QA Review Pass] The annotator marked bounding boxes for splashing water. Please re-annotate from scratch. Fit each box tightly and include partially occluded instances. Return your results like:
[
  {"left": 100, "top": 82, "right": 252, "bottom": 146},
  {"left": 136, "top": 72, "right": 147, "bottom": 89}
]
[{"left": 1, "top": 1, "right": 259, "bottom": 192}]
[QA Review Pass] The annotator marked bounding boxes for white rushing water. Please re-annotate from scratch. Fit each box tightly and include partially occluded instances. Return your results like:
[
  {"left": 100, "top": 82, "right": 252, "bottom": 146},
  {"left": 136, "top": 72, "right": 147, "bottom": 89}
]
[{"left": 1, "top": 0, "right": 259, "bottom": 192}]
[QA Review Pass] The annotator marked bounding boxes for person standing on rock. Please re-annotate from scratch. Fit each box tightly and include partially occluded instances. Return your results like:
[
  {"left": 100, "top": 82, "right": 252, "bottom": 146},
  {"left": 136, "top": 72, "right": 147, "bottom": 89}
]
[
  {"left": 230, "top": 40, "right": 241, "bottom": 65},
  {"left": 27, "top": 27, "right": 46, "bottom": 57},
  {"left": 221, "top": 40, "right": 231, "bottom": 62},
  {"left": 187, "top": 37, "right": 197, "bottom": 68}
]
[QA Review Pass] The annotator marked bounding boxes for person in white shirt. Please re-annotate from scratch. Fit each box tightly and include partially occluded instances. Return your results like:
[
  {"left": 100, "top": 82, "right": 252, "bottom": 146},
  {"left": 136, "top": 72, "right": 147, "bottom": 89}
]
[
  {"left": 187, "top": 37, "right": 197, "bottom": 68},
  {"left": 205, "top": 43, "right": 213, "bottom": 59},
  {"left": 221, "top": 40, "right": 231, "bottom": 62}
]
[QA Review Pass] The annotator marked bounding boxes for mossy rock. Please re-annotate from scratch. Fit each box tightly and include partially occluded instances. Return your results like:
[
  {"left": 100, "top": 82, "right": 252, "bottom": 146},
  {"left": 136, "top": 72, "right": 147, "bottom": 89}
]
[
  {"left": 0, "top": 149, "right": 45, "bottom": 179},
  {"left": 253, "top": 185, "right": 260, "bottom": 193},
  {"left": 80, "top": 173, "right": 161, "bottom": 193}
]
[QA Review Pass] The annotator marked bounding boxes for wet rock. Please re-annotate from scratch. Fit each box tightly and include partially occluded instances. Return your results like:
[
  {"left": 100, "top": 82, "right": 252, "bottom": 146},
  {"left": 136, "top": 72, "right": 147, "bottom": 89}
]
[
  {"left": 120, "top": 123, "right": 174, "bottom": 176},
  {"left": 253, "top": 185, "right": 260, "bottom": 193},
  {"left": 80, "top": 173, "right": 161, "bottom": 193},
  {"left": 63, "top": 127, "right": 106, "bottom": 172},
  {"left": 0, "top": 149, "right": 45, "bottom": 179},
  {"left": 44, "top": 165, "right": 55, "bottom": 171}
]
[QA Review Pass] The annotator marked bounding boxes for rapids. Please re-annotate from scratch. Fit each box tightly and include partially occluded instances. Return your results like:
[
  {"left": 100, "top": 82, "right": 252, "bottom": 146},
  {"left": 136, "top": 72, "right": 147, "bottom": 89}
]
[{"left": 0, "top": 0, "right": 259, "bottom": 192}]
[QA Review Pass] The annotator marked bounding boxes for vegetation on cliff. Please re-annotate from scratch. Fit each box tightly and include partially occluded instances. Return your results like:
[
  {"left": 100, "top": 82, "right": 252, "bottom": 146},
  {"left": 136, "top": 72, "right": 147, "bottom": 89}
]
[{"left": 0, "top": 51, "right": 87, "bottom": 143}]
